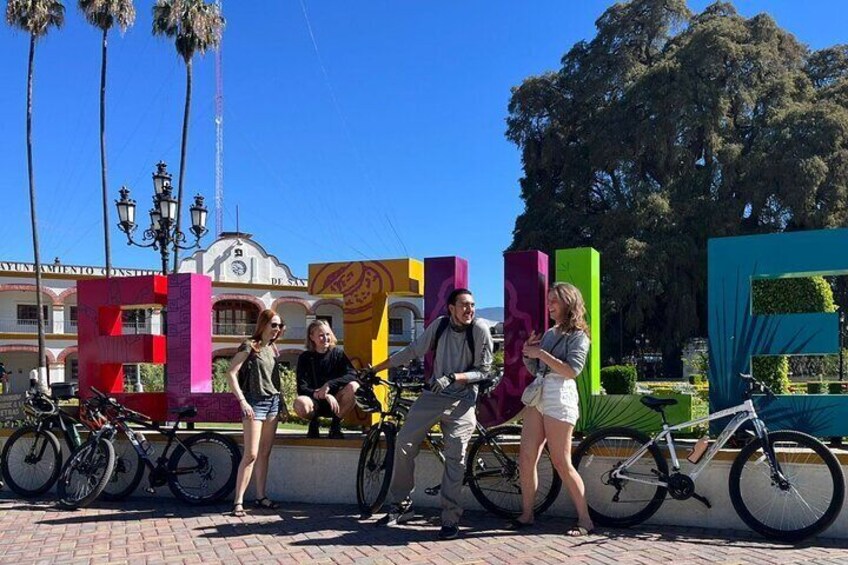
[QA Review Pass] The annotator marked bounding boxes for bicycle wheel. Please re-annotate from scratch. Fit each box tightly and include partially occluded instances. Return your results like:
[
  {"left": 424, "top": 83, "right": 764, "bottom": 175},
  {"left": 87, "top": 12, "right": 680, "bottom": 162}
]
[
  {"left": 573, "top": 427, "right": 668, "bottom": 527},
  {"left": 1, "top": 426, "right": 62, "bottom": 497},
  {"left": 466, "top": 425, "right": 561, "bottom": 518},
  {"left": 729, "top": 430, "right": 845, "bottom": 542},
  {"left": 57, "top": 438, "right": 116, "bottom": 509},
  {"left": 356, "top": 423, "right": 396, "bottom": 515},
  {"left": 100, "top": 436, "right": 144, "bottom": 501},
  {"left": 167, "top": 432, "right": 240, "bottom": 504}
]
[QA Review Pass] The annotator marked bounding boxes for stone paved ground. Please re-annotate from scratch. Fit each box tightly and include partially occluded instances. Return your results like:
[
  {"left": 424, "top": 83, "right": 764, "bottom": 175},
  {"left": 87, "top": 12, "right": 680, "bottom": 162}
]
[{"left": 0, "top": 492, "right": 845, "bottom": 564}]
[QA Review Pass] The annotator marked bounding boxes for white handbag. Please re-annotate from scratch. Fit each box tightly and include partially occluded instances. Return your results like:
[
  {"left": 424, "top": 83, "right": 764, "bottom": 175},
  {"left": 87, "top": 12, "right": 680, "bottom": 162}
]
[{"left": 520, "top": 333, "right": 567, "bottom": 407}]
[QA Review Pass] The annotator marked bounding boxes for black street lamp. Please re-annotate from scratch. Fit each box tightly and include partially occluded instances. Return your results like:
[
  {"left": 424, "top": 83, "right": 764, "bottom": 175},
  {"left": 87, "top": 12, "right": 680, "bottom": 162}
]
[
  {"left": 115, "top": 162, "right": 208, "bottom": 394},
  {"left": 115, "top": 161, "right": 208, "bottom": 275}
]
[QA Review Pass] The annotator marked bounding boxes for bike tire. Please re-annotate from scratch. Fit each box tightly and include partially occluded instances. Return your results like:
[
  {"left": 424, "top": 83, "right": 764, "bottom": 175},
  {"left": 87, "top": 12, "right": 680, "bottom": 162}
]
[
  {"left": 1, "top": 426, "right": 62, "bottom": 497},
  {"left": 167, "top": 432, "right": 241, "bottom": 505},
  {"left": 573, "top": 426, "right": 668, "bottom": 527},
  {"left": 57, "top": 438, "right": 116, "bottom": 509},
  {"left": 729, "top": 430, "right": 845, "bottom": 542},
  {"left": 100, "top": 436, "right": 145, "bottom": 501},
  {"left": 466, "top": 424, "right": 562, "bottom": 518},
  {"left": 356, "top": 423, "right": 396, "bottom": 516}
]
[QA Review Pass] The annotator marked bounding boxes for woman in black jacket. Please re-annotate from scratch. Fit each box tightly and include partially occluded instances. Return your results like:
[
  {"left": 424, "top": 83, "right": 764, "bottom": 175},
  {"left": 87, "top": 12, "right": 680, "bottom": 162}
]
[{"left": 294, "top": 320, "right": 359, "bottom": 439}]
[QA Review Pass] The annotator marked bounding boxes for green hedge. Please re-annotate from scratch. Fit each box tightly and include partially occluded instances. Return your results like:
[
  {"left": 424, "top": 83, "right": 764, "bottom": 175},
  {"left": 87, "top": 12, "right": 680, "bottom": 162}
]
[
  {"left": 600, "top": 365, "right": 637, "bottom": 395},
  {"left": 752, "top": 276, "right": 835, "bottom": 393}
]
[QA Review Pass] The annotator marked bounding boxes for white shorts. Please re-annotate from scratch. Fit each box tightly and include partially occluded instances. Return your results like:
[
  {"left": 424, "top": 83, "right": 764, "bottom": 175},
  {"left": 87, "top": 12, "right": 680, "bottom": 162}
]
[{"left": 534, "top": 376, "right": 579, "bottom": 425}]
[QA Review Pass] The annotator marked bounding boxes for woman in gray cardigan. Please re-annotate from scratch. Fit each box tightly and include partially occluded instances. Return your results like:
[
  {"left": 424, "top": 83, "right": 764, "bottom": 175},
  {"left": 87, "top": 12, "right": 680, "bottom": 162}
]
[{"left": 511, "top": 283, "right": 594, "bottom": 536}]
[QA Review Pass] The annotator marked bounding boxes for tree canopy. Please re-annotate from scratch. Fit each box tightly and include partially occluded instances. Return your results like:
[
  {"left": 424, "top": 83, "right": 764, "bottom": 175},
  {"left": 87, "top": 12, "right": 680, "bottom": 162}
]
[{"left": 507, "top": 0, "right": 848, "bottom": 371}]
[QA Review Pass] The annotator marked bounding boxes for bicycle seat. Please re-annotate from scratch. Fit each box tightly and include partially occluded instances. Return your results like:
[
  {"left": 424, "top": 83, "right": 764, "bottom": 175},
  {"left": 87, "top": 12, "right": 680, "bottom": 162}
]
[
  {"left": 171, "top": 406, "right": 198, "bottom": 419},
  {"left": 640, "top": 396, "right": 678, "bottom": 411}
]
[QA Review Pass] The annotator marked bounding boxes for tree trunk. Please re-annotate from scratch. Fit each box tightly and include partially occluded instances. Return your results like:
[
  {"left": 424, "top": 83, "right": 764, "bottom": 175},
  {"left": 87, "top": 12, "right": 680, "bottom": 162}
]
[
  {"left": 100, "top": 28, "right": 111, "bottom": 278},
  {"left": 26, "top": 35, "right": 47, "bottom": 373},
  {"left": 173, "top": 58, "right": 192, "bottom": 273}
]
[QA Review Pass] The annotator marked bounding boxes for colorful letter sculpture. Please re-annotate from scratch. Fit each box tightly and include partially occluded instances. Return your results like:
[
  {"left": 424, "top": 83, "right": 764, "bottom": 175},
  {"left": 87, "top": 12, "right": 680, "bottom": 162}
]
[
  {"left": 708, "top": 229, "right": 847, "bottom": 436},
  {"left": 309, "top": 259, "right": 424, "bottom": 424},
  {"left": 78, "top": 273, "right": 239, "bottom": 422}
]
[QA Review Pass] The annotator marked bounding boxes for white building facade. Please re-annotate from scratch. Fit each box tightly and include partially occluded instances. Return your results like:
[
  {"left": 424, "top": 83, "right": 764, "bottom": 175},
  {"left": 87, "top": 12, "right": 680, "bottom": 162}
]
[{"left": 0, "top": 232, "right": 424, "bottom": 387}]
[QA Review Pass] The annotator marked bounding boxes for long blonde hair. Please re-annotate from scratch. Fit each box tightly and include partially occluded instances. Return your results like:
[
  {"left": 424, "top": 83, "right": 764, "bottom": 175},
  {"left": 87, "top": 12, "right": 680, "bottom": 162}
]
[
  {"left": 550, "top": 283, "right": 590, "bottom": 338},
  {"left": 306, "top": 319, "right": 337, "bottom": 352}
]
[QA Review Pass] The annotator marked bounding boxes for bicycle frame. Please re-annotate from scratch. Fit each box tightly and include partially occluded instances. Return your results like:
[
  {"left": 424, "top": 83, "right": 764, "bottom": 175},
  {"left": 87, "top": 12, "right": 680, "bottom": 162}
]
[{"left": 611, "top": 398, "right": 781, "bottom": 487}]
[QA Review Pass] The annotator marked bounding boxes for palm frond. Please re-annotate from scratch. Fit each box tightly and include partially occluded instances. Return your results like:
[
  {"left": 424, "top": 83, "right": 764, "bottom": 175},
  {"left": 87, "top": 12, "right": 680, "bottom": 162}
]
[
  {"left": 78, "top": 0, "right": 135, "bottom": 32},
  {"left": 6, "top": 0, "right": 65, "bottom": 37},
  {"left": 152, "top": 0, "right": 223, "bottom": 62}
]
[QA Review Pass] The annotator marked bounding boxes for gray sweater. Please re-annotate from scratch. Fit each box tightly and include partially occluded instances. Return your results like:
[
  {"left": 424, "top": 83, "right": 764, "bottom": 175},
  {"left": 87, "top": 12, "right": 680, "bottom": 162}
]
[
  {"left": 523, "top": 328, "right": 589, "bottom": 379},
  {"left": 388, "top": 316, "right": 494, "bottom": 402}
]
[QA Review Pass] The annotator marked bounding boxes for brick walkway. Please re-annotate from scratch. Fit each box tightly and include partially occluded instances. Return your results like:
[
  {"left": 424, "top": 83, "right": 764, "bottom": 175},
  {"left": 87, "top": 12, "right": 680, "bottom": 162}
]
[{"left": 0, "top": 492, "right": 845, "bottom": 564}]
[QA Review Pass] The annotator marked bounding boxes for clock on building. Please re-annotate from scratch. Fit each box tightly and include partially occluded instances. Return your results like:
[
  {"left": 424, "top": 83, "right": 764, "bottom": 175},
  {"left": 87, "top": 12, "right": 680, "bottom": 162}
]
[{"left": 231, "top": 260, "right": 247, "bottom": 276}]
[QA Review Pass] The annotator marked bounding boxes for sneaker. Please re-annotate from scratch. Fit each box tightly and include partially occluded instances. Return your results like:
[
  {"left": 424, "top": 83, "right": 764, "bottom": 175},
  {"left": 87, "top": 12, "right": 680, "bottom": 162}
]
[
  {"left": 307, "top": 418, "right": 320, "bottom": 439},
  {"left": 328, "top": 419, "right": 345, "bottom": 440},
  {"left": 375, "top": 501, "right": 413, "bottom": 526},
  {"left": 438, "top": 523, "right": 460, "bottom": 540}
]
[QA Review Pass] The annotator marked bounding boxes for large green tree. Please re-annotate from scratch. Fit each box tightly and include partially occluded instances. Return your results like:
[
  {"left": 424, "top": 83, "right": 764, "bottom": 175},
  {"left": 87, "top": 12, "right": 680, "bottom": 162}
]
[
  {"left": 6, "top": 0, "right": 65, "bottom": 376},
  {"left": 152, "top": 0, "right": 223, "bottom": 273},
  {"left": 78, "top": 0, "right": 136, "bottom": 278},
  {"left": 507, "top": 0, "right": 848, "bottom": 373}
]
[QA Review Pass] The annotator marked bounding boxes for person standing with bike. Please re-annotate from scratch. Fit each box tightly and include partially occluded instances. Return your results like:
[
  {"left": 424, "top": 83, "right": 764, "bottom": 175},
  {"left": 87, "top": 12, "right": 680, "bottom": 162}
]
[
  {"left": 226, "top": 309, "right": 287, "bottom": 517},
  {"left": 513, "top": 282, "right": 594, "bottom": 536},
  {"left": 370, "top": 288, "right": 493, "bottom": 540}
]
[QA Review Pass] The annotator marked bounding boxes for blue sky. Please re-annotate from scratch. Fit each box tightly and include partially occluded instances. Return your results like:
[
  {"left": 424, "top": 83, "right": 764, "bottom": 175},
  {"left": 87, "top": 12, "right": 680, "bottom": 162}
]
[{"left": 1, "top": 1, "right": 846, "bottom": 307}]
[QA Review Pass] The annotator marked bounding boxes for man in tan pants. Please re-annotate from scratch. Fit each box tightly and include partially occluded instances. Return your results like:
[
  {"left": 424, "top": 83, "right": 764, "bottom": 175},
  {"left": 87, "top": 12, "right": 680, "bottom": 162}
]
[{"left": 369, "top": 288, "right": 493, "bottom": 540}]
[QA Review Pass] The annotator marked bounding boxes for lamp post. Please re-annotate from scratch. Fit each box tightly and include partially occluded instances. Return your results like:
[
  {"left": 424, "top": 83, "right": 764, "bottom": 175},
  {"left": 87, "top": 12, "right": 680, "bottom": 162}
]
[
  {"left": 115, "top": 161, "right": 209, "bottom": 275},
  {"left": 840, "top": 311, "right": 845, "bottom": 382},
  {"left": 114, "top": 162, "right": 208, "bottom": 393}
]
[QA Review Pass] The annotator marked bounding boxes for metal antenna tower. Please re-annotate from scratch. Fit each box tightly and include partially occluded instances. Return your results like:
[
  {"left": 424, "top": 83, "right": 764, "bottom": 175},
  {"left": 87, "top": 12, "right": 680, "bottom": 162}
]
[{"left": 214, "top": 0, "right": 224, "bottom": 237}]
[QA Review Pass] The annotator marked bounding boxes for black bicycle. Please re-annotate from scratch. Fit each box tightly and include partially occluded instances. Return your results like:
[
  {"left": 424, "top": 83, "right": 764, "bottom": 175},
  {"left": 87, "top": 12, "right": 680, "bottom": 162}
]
[
  {"left": 355, "top": 367, "right": 561, "bottom": 518},
  {"left": 81, "top": 387, "right": 242, "bottom": 505},
  {"left": 1, "top": 383, "right": 98, "bottom": 497}
]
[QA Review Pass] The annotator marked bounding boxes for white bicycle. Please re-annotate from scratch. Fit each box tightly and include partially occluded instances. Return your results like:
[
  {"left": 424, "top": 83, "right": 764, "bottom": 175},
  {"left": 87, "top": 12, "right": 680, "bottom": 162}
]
[{"left": 574, "top": 373, "right": 845, "bottom": 542}]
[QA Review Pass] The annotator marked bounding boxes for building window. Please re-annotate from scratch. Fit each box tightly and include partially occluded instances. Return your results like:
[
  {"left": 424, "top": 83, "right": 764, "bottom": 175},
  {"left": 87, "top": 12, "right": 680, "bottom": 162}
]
[
  {"left": 68, "top": 306, "right": 78, "bottom": 322},
  {"left": 389, "top": 318, "right": 403, "bottom": 336},
  {"left": 122, "top": 310, "right": 148, "bottom": 334},
  {"left": 17, "top": 304, "right": 48, "bottom": 321},
  {"left": 213, "top": 301, "right": 259, "bottom": 335},
  {"left": 234, "top": 248, "right": 243, "bottom": 257},
  {"left": 70, "top": 359, "right": 79, "bottom": 381},
  {"left": 317, "top": 315, "right": 333, "bottom": 329}
]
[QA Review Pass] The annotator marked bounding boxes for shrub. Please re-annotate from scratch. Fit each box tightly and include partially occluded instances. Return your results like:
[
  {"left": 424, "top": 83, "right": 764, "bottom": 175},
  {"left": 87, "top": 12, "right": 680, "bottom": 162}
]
[
  {"left": 828, "top": 382, "right": 844, "bottom": 395},
  {"left": 807, "top": 382, "right": 824, "bottom": 394},
  {"left": 752, "top": 276, "right": 835, "bottom": 393},
  {"left": 752, "top": 356, "right": 790, "bottom": 394},
  {"left": 139, "top": 363, "right": 164, "bottom": 392},
  {"left": 600, "top": 365, "right": 636, "bottom": 395},
  {"left": 688, "top": 373, "right": 707, "bottom": 385}
]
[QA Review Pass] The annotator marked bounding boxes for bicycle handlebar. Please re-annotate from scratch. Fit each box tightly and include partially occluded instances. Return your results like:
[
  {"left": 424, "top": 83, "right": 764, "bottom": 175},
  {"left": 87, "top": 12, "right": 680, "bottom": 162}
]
[
  {"left": 88, "top": 386, "right": 152, "bottom": 422},
  {"left": 740, "top": 373, "right": 776, "bottom": 400}
]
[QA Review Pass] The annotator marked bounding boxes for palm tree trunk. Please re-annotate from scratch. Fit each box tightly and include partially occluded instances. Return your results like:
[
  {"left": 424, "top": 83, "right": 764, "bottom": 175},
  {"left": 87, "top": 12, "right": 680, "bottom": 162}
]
[
  {"left": 173, "top": 58, "right": 192, "bottom": 273},
  {"left": 100, "top": 28, "right": 112, "bottom": 278},
  {"left": 26, "top": 34, "right": 47, "bottom": 374}
]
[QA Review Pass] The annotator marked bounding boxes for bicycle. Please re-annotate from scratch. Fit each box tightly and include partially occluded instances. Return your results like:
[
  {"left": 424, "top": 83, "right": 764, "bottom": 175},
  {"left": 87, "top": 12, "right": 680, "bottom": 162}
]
[
  {"left": 82, "top": 387, "right": 242, "bottom": 505},
  {"left": 355, "top": 367, "right": 561, "bottom": 518},
  {"left": 1, "top": 383, "right": 98, "bottom": 497},
  {"left": 573, "top": 373, "right": 845, "bottom": 542}
]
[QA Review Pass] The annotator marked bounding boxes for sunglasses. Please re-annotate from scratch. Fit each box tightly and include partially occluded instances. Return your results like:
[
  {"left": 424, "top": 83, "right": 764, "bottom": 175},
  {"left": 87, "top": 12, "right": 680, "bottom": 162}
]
[{"left": 270, "top": 322, "right": 285, "bottom": 329}]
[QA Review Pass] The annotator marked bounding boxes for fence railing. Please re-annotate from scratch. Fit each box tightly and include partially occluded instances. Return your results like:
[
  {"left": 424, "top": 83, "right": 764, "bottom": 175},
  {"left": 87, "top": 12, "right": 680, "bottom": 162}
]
[{"left": 0, "top": 318, "right": 51, "bottom": 334}]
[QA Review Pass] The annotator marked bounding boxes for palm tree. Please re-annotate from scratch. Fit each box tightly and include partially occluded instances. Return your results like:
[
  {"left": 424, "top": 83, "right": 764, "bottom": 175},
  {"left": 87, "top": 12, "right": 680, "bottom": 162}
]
[
  {"left": 6, "top": 0, "right": 65, "bottom": 380},
  {"left": 78, "top": 0, "right": 136, "bottom": 279},
  {"left": 152, "top": 0, "right": 223, "bottom": 273}
]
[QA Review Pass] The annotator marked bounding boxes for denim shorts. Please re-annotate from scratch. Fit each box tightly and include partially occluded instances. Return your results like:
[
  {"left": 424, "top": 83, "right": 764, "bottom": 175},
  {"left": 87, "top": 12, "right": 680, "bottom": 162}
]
[{"left": 247, "top": 395, "right": 281, "bottom": 421}]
